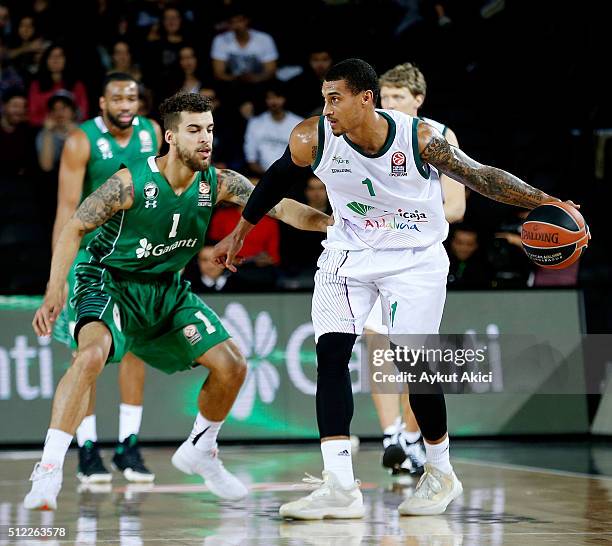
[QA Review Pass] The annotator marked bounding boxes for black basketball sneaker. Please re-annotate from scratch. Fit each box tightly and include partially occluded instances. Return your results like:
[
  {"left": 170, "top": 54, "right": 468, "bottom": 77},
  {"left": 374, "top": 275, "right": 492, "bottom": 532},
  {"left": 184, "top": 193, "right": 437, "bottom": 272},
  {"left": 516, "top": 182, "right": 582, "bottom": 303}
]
[
  {"left": 112, "top": 434, "right": 155, "bottom": 482},
  {"left": 77, "top": 440, "right": 112, "bottom": 483}
]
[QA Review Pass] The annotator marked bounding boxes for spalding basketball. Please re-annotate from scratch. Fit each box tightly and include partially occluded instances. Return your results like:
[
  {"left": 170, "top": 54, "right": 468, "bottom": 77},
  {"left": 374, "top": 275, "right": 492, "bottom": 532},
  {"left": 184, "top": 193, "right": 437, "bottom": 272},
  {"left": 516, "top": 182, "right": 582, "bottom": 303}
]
[{"left": 521, "top": 202, "right": 589, "bottom": 269}]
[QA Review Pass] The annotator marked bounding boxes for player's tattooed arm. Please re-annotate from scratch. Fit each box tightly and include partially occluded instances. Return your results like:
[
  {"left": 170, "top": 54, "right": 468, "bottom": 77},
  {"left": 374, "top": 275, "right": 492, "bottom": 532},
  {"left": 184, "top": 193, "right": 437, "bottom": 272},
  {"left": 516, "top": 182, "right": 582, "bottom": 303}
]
[
  {"left": 217, "top": 168, "right": 280, "bottom": 215},
  {"left": 418, "top": 122, "right": 559, "bottom": 209},
  {"left": 216, "top": 168, "right": 330, "bottom": 232},
  {"left": 34, "top": 169, "right": 134, "bottom": 336},
  {"left": 75, "top": 170, "right": 134, "bottom": 234}
]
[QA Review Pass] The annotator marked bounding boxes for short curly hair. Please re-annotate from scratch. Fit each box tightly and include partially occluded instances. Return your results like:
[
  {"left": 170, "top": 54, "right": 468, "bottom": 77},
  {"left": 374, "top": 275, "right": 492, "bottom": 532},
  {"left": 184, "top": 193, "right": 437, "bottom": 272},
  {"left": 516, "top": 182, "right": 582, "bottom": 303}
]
[
  {"left": 159, "top": 92, "right": 212, "bottom": 131},
  {"left": 379, "top": 63, "right": 427, "bottom": 98}
]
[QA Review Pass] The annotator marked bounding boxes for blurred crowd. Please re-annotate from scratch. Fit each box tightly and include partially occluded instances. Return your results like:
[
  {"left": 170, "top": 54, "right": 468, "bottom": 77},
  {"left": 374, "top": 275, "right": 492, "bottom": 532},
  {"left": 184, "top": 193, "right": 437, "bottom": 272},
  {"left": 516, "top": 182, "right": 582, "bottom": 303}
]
[{"left": 0, "top": 0, "right": 609, "bottom": 294}]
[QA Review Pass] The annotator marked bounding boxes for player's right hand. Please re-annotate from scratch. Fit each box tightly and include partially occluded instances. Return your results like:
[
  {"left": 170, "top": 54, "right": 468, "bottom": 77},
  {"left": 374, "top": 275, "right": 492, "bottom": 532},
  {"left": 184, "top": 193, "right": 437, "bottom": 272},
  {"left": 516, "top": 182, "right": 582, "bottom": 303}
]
[{"left": 33, "top": 285, "right": 65, "bottom": 337}]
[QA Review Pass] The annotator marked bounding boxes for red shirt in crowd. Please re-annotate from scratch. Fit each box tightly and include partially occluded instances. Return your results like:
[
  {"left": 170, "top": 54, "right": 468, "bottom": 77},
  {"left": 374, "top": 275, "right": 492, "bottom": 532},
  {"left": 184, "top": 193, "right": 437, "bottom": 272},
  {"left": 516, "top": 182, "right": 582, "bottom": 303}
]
[
  {"left": 27, "top": 80, "right": 89, "bottom": 126},
  {"left": 208, "top": 205, "right": 280, "bottom": 265}
]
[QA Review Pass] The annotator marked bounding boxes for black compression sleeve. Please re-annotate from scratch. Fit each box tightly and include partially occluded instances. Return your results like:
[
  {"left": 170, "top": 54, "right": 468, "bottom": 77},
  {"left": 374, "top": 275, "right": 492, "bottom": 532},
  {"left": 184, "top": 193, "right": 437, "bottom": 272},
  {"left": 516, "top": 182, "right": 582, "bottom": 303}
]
[{"left": 242, "top": 146, "right": 310, "bottom": 225}]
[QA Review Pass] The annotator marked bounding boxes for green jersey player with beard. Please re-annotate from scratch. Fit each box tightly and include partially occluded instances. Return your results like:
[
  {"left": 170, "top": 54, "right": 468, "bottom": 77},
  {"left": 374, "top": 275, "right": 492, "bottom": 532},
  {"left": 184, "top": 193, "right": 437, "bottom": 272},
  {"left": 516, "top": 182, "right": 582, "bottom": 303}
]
[{"left": 25, "top": 92, "right": 331, "bottom": 511}]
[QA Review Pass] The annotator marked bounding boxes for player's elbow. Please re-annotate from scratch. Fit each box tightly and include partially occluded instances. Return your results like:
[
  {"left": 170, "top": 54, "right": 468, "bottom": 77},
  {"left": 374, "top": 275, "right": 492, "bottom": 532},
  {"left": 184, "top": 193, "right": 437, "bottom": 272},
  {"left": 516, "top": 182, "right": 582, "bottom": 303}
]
[{"left": 445, "top": 202, "right": 466, "bottom": 224}]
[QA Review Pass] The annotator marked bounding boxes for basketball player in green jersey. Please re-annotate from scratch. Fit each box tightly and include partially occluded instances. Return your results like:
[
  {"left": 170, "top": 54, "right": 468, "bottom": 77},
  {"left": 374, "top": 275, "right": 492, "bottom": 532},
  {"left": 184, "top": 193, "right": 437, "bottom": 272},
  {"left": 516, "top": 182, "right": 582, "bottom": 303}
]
[
  {"left": 367, "top": 63, "right": 465, "bottom": 475},
  {"left": 52, "top": 73, "right": 162, "bottom": 484},
  {"left": 25, "top": 92, "right": 331, "bottom": 511}
]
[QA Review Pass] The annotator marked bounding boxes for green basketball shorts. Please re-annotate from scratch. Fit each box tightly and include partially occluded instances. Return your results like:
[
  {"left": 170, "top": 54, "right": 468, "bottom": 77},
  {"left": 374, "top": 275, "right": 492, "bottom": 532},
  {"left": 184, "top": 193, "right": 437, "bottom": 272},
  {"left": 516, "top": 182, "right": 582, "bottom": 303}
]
[{"left": 71, "top": 258, "right": 230, "bottom": 374}]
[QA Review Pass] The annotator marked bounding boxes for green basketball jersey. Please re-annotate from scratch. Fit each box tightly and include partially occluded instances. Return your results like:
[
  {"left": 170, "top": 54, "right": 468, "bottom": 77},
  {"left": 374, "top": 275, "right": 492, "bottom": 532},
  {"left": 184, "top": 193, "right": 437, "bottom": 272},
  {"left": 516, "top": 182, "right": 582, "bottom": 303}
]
[
  {"left": 87, "top": 156, "right": 217, "bottom": 275},
  {"left": 79, "top": 115, "right": 158, "bottom": 248}
]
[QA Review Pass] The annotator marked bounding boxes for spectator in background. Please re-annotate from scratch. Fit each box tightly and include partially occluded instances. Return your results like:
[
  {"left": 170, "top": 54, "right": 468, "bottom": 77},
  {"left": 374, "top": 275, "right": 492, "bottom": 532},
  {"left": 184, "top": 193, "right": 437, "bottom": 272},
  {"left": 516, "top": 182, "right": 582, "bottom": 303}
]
[
  {"left": 244, "top": 80, "right": 303, "bottom": 175},
  {"left": 7, "top": 15, "right": 47, "bottom": 80},
  {"left": 208, "top": 201, "right": 280, "bottom": 290},
  {"left": 199, "top": 86, "right": 246, "bottom": 170},
  {"left": 175, "top": 45, "right": 202, "bottom": 93},
  {"left": 183, "top": 245, "right": 242, "bottom": 293},
  {"left": 147, "top": 6, "right": 190, "bottom": 79},
  {"left": 288, "top": 46, "right": 333, "bottom": 118},
  {"left": 211, "top": 4, "right": 277, "bottom": 114},
  {"left": 106, "top": 40, "right": 142, "bottom": 82},
  {"left": 30, "top": 0, "right": 58, "bottom": 42},
  {"left": 211, "top": 6, "right": 278, "bottom": 85},
  {"left": 446, "top": 225, "right": 491, "bottom": 288},
  {"left": 28, "top": 44, "right": 88, "bottom": 126},
  {"left": 0, "top": 3, "right": 11, "bottom": 41},
  {"left": 489, "top": 210, "right": 532, "bottom": 287},
  {"left": 0, "top": 89, "right": 35, "bottom": 176},
  {"left": 279, "top": 175, "right": 330, "bottom": 288},
  {"left": 1, "top": 41, "right": 25, "bottom": 95},
  {"left": 35, "top": 92, "right": 77, "bottom": 173}
]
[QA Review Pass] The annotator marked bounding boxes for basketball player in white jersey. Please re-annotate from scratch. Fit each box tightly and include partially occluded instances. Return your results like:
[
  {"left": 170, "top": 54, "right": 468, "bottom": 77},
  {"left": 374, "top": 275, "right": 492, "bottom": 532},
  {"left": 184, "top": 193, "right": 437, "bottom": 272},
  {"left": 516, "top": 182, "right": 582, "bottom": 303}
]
[
  {"left": 366, "top": 62, "right": 465, "bottom": 476},
  {"left": 214, "top": 58, "right": 575, "bottom": 519}
]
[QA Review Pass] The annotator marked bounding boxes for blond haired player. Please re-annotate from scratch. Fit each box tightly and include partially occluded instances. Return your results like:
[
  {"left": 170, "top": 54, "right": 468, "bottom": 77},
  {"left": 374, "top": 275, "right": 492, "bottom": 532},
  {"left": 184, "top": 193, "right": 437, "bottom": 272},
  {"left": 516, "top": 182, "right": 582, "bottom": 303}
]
[{"left": 366, "top": 63, "right": 465, "bottom": 475}]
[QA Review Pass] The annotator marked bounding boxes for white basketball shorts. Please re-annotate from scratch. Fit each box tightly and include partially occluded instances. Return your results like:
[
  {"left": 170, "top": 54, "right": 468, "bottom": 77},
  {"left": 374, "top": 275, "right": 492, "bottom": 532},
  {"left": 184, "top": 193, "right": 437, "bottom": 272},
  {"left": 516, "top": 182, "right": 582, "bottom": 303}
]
[{"left": 312, "top": 242, "right": 449, "bottom": 343}]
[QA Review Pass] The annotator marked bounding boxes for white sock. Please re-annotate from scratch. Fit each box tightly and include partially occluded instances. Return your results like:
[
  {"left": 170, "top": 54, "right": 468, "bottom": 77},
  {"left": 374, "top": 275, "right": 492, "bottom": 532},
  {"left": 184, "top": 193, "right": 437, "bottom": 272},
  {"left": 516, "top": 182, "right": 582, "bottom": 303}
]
[
  {"left": 321, "top": 439, "right": 355, "bottom": 488},
  {"left": 76, "top": 415, "right": 97, "bottom": 447},
  {"left": 404, "top": 429, "right": 421, "bottom": 444},
  {"left": 119, "top": 404, "right": 143, "bottom": 442},
  {"left": 424, "top": 436, "right": 453, "bottom": 474},
  {"left": 189, "top": 412, "right": 223, "bottom": 452},
  {"left": 41, "top": 429, "right": 73, "bottom": 468}
]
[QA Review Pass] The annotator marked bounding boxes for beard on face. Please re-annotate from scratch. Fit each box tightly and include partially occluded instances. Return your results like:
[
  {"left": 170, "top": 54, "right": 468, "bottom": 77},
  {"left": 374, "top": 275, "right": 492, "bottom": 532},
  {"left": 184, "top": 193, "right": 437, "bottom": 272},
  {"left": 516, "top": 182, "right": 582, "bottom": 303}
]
[
  {"left": 176, "top": 140, "right": 210, "bottom": 171},
  {"left": 107, "top": 110, "right": 135, "bottom": 130}
]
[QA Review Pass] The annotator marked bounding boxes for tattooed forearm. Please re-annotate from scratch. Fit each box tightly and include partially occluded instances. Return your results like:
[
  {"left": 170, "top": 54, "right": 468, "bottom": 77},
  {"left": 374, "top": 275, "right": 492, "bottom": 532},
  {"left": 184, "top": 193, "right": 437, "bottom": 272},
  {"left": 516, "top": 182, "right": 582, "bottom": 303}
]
[
  {"left": 311, "top": 146, "right": 318, "bottom": 161},
  {"left": 420, "top": 130, "right": 556, "bottom": 209},
  {"left": 218, "top": 168, "right": 279, "bottom": 215},
  {"left": 218, "top": 169, "right": 252, "bottom": 206},
  {"left": 75, "top": 173, "right": 133, "bottom": 233}
]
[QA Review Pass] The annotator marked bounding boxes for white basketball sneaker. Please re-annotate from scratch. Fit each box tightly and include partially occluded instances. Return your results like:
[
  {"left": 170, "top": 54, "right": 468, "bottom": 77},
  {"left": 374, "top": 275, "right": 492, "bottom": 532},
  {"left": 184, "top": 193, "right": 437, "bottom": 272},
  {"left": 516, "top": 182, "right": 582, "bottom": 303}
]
[
  {"left": 171, "top": 441, "right": 248, "bottom": 501},
  {"left": 279, "top": 471, "right": 365, "bottom": 520},
  {"left": 23, "top": 462, "right": 63, "bottom": 511},
  {"left": 398, "top": 464, "right": 463, "bottom": 516}
]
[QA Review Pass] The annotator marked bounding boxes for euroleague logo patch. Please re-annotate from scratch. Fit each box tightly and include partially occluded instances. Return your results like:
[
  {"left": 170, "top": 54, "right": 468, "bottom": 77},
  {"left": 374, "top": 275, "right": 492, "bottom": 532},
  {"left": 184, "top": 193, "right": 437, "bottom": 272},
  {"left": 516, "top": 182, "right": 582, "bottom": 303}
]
[
  {"left": 390, "top": 151, "right": 407, "bottom": 176},
  {"left": 183, "top": 324, "right": 202, "bottom": 345},
  {"left": 198, "top": 181, "right": 212, "bottom": 207}
]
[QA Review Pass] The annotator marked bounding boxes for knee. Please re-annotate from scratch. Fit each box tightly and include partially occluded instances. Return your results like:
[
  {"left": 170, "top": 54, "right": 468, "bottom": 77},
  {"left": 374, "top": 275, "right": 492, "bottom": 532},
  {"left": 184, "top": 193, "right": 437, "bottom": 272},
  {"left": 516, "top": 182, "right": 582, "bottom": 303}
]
[
  {"left": 316, "top": 332, "right": 357, "bottom": 376},
  {"left": 217, "top": 351, "right": 247, "bottom": 387},
  {"left": 74, "top": 345, "right": 106, "bottom": 380}
]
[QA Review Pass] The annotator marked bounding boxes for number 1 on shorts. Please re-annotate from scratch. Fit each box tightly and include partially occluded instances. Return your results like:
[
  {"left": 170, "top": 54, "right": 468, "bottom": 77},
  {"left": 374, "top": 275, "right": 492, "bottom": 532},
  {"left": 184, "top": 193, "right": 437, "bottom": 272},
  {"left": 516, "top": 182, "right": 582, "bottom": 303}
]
[{"left": 195, "top": 311, "right": 217, "bottom": 334}]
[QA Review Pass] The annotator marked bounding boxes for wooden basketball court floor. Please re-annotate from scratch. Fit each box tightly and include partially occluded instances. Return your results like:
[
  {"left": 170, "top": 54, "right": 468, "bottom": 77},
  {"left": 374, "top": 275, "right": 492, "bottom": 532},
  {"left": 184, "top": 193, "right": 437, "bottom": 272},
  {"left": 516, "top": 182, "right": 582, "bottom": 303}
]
[{"left": 1, "top": 441, "right": 611, "bottom": 545}]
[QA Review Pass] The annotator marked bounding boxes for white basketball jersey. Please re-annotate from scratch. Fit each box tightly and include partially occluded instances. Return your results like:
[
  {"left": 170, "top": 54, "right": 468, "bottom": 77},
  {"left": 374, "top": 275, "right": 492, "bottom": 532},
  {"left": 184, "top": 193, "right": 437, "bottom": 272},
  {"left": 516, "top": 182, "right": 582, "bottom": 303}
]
[{"left": 313, "top": 109, "right": 448, "bottom": 250}]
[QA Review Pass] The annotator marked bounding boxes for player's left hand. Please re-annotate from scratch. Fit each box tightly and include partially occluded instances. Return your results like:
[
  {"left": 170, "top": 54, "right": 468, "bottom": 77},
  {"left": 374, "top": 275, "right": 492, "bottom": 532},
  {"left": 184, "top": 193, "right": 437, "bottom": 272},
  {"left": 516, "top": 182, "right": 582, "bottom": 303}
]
[
  {"left": 33, "top": 284, "right": 66, "bottom": 337},
  {"left": 211, "top": 233, "right": 245, "bottom": 273}
]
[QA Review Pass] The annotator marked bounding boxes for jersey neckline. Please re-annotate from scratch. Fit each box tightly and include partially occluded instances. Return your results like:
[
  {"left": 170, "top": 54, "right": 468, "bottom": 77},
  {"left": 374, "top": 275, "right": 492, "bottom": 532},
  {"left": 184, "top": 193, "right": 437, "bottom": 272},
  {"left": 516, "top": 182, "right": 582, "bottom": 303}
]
[
  {"left": 147, "top": 155, "right": 201, "bottom": 199},
  {"left": 93, "top": 115, "right": 140, "bottom": 151},
  {"left": 342, "top": 111, "right": 396, "bottom": 159}
]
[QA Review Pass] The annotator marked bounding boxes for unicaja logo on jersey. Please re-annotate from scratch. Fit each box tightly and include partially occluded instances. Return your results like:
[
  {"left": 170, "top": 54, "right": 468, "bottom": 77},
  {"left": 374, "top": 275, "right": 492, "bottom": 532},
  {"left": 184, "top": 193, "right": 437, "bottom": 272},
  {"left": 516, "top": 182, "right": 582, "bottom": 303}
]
[
  {"left": 346, "top": 201, "right": 376, "bottom": 217},
  {"left": 135, "top": 237, "right": 198, "bottom": 259}
]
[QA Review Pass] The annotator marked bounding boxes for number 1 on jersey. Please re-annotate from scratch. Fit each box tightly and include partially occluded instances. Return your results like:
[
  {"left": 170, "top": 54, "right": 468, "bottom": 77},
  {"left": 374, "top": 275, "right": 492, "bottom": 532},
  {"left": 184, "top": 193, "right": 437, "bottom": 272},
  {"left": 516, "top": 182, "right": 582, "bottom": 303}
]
[
  {"left": 169, "top": 213, "right": 180, "bottom": 238},
  {"left": 361, "top": 178, "right": 376, "bottom": 197}
]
